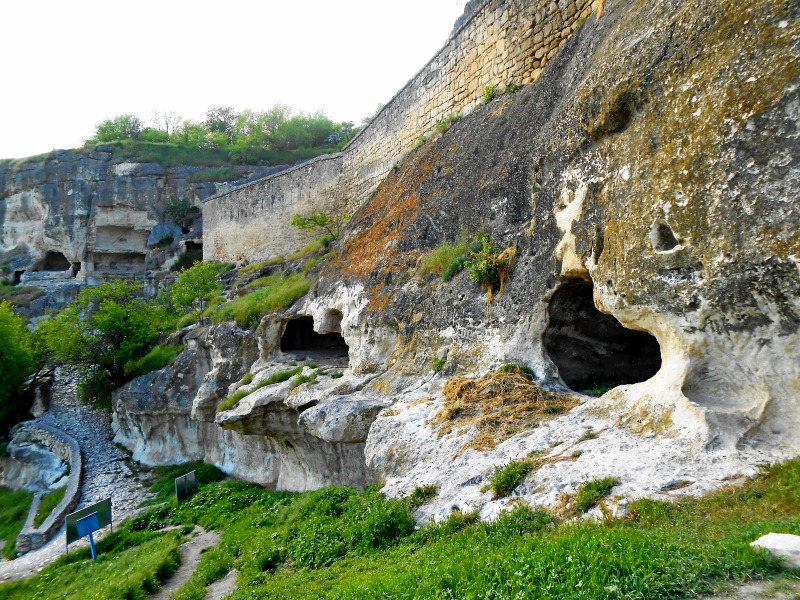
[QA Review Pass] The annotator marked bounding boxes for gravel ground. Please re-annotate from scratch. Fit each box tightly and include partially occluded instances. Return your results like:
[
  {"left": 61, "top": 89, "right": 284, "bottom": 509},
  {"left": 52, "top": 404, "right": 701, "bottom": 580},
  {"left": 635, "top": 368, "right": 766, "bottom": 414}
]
[{"left": 0, "top": 368, "right": 154, "bottom": 582}]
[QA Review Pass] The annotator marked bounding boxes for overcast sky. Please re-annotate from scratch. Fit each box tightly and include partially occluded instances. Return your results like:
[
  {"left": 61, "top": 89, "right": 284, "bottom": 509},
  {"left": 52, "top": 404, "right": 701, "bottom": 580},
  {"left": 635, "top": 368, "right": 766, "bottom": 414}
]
[{"left": 0, "top": 0, "right": 468, "bottom": 159}]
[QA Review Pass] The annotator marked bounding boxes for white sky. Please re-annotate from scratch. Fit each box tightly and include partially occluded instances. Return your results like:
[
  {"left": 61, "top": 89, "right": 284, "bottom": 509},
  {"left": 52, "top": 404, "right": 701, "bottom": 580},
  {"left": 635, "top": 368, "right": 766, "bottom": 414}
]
[{"left": 0, "top": 0, "right": 469, "bottom": 159}]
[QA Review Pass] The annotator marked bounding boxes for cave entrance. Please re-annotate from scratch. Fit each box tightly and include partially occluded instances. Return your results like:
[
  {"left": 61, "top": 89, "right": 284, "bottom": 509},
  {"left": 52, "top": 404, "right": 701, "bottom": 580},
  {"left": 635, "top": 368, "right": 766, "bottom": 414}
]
[
  {"left": 280, "top": 316, "right": 349, "bottom": 367},
  {"left": 543, "top": 280, "right": 661, "bottom": 393},
  {"left": 34, "top": 251, "right": 71, "bottom": 272}
]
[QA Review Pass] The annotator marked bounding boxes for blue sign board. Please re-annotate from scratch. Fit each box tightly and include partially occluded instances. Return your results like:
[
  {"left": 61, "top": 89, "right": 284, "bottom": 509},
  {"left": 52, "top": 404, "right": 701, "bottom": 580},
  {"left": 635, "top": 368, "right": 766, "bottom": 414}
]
[{"left": 66, "top": 497, "right": 112, "bottom": 558}]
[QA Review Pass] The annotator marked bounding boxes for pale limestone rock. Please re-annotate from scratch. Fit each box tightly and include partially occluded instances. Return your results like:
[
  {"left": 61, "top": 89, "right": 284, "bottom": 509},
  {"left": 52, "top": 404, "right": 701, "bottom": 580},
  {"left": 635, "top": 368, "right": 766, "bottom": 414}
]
[{"left": 751, "top": 534, "right": 800, "bottom": 569}]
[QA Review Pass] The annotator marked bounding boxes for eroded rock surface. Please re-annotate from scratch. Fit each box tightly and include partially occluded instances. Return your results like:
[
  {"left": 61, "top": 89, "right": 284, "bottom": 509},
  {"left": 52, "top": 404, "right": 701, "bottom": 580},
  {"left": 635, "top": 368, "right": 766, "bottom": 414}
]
[{"left": 113, "top": 0, "right": 799, "bottom": 517}]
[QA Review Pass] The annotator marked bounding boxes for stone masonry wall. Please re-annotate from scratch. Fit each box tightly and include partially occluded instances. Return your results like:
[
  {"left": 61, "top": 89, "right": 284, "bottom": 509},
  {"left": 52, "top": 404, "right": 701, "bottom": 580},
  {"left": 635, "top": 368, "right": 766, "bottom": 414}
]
[
  {"left": 14, "top": 422, "right": 82, "bottom": 555},
  {"left": 204, "top": 0, "right": 599, "bottom": 262}
]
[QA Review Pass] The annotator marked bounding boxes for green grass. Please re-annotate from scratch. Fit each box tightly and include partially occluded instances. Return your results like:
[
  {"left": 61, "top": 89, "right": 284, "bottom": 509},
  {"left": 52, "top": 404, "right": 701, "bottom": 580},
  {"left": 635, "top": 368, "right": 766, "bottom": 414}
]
[
  {"left": 418, "top": 233, "right": 482, "bottom": 281},
  {"left": 407, "top": 485, "right": 439, "bottom": 509},
  {"left": 245, "top": 273, "right": 282, "bottom": 290},
  {"left": 142, "top": 462, "right": 226, "bottom": 505},
  {"left": 0, "top": 530, "right": 182, "bottom": 599},
  {"left": 125, "top": 344, "right": 183, "bottom": 378},
  {"left": 6, "top": 461, "right": 800, "bottom": 599},
  {"left": 217, "top": 367, "right": 303, "bottom": 412},
  {"left": 33, "top": 486, "right": 66, "bottom": 528},
  {"left": 189, "top": 167, "right": 240, "bottom": 182},
  {"left": 212, "top": 274, "right": 311, "bottom": 328},
  {"left": 84, "top": 140, "right": 232, "bottom": 167},
  {"left": 0, "top": 284, "right": 44, "bottom": 308},
  {"left": 0, "top": 487, "right": 33, "bottom": 559},
  {"left": 575, "top": 477, "right": 620, "bottom": 513},
  {"left": 290, "top": 371, "right": 318, "bottom": 390},
  {"left": 432, "top": 357, "right": 446, "bottom": 373},
  {"left": 488, "top": 459, "right": 535, "bottom": 497}
]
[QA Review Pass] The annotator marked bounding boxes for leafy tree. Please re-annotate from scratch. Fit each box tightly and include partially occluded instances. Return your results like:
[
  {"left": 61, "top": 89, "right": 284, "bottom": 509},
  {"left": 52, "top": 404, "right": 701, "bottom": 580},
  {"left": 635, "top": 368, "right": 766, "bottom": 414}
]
[
  {"left": 165, "top": 196, "right": 195, "bottom": 232},
  {"left": 0, "top": 302, "right": 43, "bottom": 430},
  {"left": 93, "top": 114, "right": 143, "bottom": 142},
  {"left": 291, "top": 210, "right": 350, "bottom": 242},
  {"left": 171, "top": 261, "right": 227, "bottom": 322},
  {"left": 37, "top": 281, "right": 159, "bottom": 405},
  {"left": 204, "top": 106, "right": 237, "bottom": 143}
]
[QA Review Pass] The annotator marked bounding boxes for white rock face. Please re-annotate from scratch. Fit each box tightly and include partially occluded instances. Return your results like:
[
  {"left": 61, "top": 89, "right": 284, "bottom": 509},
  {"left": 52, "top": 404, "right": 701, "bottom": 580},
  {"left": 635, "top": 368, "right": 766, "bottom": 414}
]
[{"left": 751, "top": 533, "right": 800, "bottom": 569}]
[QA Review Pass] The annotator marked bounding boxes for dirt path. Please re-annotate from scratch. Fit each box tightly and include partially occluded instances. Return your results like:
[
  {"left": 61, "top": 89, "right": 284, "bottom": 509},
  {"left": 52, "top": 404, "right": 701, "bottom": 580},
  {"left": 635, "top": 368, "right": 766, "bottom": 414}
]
[
  {"left": 152, "top": 527, "right": 221, "bottom": 600},
  {"left": 703, "top": 576, "right": 800, "bottom": 599},
  {"left": 206, "top": 568, "right": 238, "bottom": 599}
]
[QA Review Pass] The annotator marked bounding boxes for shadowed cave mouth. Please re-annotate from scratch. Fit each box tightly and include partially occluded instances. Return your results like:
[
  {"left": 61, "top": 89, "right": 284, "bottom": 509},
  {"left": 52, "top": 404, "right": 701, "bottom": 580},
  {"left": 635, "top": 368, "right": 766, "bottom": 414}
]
[
  {"left": 280, "top": 315, "right": 349, "bottom": 367},
  {"left": 543, "top": 280, "right": 662, "bottom": 394},
  {"left": 33, "top": 251, "right": 71, "bottom": 272}
]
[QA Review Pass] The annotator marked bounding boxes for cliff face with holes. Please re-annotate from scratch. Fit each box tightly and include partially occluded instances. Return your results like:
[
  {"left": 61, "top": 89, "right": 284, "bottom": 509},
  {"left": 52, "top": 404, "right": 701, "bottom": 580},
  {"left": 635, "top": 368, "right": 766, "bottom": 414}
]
[{"left": 112, "top": 0, "right": 799, "bottom": 516}]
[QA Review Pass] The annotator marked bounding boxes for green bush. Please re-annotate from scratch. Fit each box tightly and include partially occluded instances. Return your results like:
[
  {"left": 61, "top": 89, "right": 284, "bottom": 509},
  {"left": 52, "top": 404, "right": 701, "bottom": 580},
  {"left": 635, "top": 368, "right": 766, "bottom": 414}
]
[
  {"left": 465, "top": 234, "right": 515, "bottom": 289},
  {"left": 499, "top": 362, "right": 535, "bottom": 379},
  {"left": 432, "top": 358, "right": 446, "bottom": 373},
  {"left": 125, "top": 344, "right": 183, "bottom": 378},
  {"left": 575, "top": 477, "right": 620, "bottom": 513},
  {"left": 489, "top": 459, "right": 535, "bottom": 497},
  {"left": 408, "top": 484, "right": 439, "bottom": 509},
  {"left": 290, "top": 372, "right": 318, "bottom": 390},
  {"left": 77, "top": 367, "right": 113, "bottom": 410},
  {"left": 434, "top": 113, "right": 461, "bottom": 135},
  {"left": 482, "top": 84, "right": 498, "bottom": 102}
]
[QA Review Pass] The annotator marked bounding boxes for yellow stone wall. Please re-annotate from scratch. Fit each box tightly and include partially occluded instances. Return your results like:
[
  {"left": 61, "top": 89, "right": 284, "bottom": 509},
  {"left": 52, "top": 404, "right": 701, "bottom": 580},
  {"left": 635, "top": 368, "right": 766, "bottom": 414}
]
[{"left": 205, "top": 0, "right": 599, "bottom": 262}]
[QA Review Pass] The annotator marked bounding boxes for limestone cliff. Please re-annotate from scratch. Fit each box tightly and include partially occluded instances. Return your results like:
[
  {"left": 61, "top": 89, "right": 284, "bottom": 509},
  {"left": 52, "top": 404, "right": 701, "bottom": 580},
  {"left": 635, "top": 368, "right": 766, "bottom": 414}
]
[
  {"left": 0, "top": 147, "right": 281, "bottom": 296},
  {"left": 109, "top": 0, "right": 798, "bottom": 518}
]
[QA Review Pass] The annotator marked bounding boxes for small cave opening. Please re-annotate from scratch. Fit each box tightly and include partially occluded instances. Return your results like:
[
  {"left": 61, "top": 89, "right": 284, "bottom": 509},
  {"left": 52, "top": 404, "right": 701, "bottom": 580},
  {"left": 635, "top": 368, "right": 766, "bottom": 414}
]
[
  {"left": 543, "top": 280, "right": 662, "bottom": 392},
  {"left": 651, "top": 222, "right": 679, "bottom": 252},
  {"left": 34, "top": 251, "right": 71, "bottom": 272},
  {"left": 280, "top": 316, "right": 350, "bottom": 366},
  {"left": 13, "top": 271, "right": 24, "bottom": 285}
]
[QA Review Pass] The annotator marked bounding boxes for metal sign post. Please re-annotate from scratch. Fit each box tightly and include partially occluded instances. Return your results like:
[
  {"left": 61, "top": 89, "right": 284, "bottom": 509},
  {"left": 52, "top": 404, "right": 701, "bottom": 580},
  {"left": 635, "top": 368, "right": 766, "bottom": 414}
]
[
  {"left": 76, "top": 513, "right": 100, "bottom": 560},
  {"left": 175, "top": 470, "right": 198, "bottom": 502},
  {"left": 66, "top": 498, "right": 112, "bottom": 556}
]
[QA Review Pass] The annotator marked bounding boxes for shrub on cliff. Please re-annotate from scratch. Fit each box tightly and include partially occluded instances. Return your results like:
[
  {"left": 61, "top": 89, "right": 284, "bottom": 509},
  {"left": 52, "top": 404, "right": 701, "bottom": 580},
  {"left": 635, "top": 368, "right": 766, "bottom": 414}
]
[
  {"left": 170, "top": 261, "right": 229, "bottom": 323},
  {"left": 0, "top": 301, "right": 45, "bottom": 431},
  {"left": 38, "top": 281, "right": 160, "bottom": 406}
]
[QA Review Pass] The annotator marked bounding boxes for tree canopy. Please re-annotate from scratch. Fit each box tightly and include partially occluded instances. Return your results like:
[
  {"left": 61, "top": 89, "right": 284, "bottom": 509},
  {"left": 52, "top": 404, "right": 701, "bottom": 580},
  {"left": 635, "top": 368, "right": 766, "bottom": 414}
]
[
  {"left": 37, "top": 281, "right": 161, "bottom": 405},
  {"left": 0, "top": 302, "right": 44, "bottom": 430},
  {"left": 89, "top": 105, "right": 363, "bottom": 166}
]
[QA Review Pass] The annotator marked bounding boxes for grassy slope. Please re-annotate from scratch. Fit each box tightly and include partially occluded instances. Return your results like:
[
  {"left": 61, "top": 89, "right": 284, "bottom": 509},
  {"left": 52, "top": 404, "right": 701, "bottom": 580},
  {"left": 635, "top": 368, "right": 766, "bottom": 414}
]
[
  {"left": 1, "top": 460, "right": 798, "bottom": 599},
  {"left": 0, "top": 488, "right": 33, "bottom": 560}
]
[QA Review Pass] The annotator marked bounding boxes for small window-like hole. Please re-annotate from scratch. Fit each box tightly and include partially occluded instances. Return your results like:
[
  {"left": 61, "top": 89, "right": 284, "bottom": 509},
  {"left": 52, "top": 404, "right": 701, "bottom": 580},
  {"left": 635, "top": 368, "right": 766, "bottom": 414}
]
[{"left": 651, "top": 222, "right": 679, "bottom": 252}]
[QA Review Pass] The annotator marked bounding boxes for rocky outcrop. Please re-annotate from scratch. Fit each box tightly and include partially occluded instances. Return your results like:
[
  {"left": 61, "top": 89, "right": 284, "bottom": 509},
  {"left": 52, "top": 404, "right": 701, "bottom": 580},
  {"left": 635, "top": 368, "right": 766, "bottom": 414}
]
[
  {"left": 117, "top": 0, "right": 798, "bottom": 519},
  {"left": 113, "top": 320, "right": 379, "bottom": 490}
]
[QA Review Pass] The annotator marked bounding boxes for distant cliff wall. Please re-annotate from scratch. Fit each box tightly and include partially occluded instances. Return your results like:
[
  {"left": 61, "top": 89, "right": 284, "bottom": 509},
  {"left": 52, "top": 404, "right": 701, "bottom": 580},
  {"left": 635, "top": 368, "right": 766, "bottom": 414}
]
[
  {"left": 0, "top": 148, "right": 281, "bottom": 284},
  {"left": 204, "top": 0, "right": 599, "bottom": 262}
]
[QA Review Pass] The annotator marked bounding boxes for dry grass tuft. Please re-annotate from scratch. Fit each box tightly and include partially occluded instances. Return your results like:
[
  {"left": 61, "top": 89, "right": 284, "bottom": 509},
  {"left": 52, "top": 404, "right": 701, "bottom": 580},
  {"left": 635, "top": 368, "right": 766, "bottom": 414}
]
[{"left": 430, "top": 367, "right": 580, "bottom": 453}]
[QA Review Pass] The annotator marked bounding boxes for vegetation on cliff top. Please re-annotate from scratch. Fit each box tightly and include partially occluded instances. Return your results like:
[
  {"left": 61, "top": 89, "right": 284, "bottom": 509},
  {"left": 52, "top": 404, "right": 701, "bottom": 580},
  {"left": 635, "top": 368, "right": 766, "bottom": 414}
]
[
  {"left": 79, "top": 105, "right": 362, "bottom": 168},
  {"left": 2, "top": 458, "right": 798, "bottom": 599}
]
